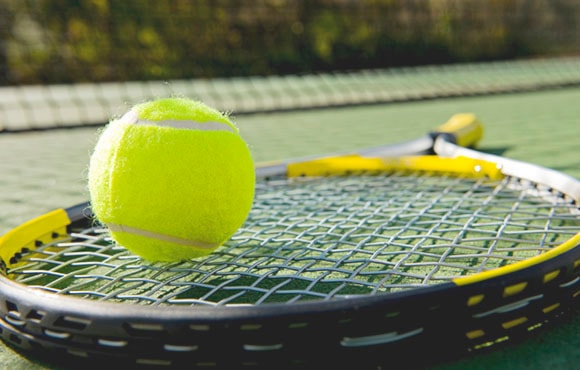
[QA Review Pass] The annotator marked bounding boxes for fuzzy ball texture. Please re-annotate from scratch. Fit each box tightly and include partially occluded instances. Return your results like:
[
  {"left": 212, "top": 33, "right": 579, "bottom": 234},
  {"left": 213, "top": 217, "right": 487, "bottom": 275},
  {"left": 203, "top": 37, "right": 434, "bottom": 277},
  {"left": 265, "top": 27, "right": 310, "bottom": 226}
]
[{"left": 88, "top": 98, "right": 255, "bottom": 262}]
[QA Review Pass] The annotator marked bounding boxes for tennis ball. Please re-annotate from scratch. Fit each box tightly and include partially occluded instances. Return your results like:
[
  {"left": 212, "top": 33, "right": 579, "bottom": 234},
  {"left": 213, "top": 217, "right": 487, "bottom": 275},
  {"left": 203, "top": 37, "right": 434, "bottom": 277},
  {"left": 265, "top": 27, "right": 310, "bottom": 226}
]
[{"left": 88, "top": 98, "right": 255, "bottom": 262}]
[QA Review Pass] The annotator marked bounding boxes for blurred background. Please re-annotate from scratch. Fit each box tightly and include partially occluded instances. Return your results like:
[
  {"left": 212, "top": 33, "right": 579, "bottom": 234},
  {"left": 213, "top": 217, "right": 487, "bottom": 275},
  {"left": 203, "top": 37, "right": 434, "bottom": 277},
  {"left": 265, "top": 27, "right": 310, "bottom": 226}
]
[{"left": 1, "top": 0, "right": 579, "bottom": 86}]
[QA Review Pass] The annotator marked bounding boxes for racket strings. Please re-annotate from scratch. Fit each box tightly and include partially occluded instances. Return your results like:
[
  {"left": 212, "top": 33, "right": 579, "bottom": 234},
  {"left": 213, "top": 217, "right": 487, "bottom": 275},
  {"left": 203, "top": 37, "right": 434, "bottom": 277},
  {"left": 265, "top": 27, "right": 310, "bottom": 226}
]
[{"left": 6, "top": 172, "right": 579, "bottom": 306}]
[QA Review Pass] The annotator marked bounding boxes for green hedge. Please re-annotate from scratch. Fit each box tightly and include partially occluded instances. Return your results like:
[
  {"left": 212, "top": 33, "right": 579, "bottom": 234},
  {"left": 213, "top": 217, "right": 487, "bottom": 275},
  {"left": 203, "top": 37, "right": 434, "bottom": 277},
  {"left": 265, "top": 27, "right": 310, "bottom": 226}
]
[{"left": 1, "top": 0, "right": 579, "bottom": 85}]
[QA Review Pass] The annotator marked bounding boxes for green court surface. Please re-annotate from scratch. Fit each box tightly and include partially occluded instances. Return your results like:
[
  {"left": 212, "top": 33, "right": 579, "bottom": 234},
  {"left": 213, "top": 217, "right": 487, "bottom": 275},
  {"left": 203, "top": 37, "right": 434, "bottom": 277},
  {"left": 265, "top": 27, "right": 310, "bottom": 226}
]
[{"left": 0, "top": 80, "right": 579, "bottom": 368}]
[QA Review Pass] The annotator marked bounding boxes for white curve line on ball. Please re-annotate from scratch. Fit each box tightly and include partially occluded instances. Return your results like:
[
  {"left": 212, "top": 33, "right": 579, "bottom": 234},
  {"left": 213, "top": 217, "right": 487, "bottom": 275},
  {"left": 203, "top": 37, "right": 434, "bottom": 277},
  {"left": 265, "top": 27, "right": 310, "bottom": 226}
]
[
  {"left": 121, "top": 109, "right": 236, "bottom": 133},
  {"left": 107, "top": 223, "right": 220, "bottom": 249}
]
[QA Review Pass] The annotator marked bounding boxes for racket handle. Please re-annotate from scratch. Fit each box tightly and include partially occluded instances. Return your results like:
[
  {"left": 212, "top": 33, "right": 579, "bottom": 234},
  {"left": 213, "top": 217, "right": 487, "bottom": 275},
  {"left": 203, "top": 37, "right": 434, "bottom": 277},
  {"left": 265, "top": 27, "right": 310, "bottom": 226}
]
[{"left": 431, "top": 113, "right": 484, "bottom": 148}]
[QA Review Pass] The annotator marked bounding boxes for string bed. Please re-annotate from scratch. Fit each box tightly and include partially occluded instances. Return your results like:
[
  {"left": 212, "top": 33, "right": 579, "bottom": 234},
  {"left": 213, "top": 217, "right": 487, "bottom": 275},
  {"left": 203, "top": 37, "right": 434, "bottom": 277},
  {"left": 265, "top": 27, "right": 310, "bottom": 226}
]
[{"left": 8, "top": 172, "right": 578, "bottom": 306}]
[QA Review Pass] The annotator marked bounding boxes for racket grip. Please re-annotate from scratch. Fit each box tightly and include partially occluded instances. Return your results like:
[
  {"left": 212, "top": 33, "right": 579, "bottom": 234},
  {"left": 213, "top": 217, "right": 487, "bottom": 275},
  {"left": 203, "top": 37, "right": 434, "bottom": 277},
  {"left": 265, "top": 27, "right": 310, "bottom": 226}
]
[{"left": 431, "top": 113, "right": 484, "bottom": 148}]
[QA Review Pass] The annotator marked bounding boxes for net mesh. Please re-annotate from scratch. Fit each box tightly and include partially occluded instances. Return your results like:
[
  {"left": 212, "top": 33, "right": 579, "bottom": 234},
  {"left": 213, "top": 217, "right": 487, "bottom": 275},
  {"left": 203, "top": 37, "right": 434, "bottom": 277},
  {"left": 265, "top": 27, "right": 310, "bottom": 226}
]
[
  {"left": 8, "top": 171, "right": 579, "bottom": 306},
  {"left": 2, "top": 57, "right": 580, "bottom": 132}
]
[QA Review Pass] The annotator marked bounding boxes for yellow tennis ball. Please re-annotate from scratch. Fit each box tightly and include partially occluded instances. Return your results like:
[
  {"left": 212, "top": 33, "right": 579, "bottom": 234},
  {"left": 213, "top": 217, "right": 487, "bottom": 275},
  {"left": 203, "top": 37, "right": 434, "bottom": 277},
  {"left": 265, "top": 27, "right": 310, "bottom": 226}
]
[{"left": 88, "top": 98, "right": 255, "bottom": 262}]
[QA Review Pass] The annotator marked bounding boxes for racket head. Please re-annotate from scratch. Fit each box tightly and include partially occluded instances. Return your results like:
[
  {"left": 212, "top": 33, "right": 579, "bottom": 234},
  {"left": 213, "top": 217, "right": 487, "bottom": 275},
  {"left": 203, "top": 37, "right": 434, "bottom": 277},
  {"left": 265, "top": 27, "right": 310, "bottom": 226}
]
[{"left": 0, "top": 114, "right": 579, "bottom": 368}]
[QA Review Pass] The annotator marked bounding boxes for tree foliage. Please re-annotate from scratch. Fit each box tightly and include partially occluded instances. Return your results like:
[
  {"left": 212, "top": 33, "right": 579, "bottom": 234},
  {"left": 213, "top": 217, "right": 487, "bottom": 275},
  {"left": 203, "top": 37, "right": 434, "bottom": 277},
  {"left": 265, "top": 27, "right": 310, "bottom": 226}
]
[{"left": 1, "top": 0, "right": 579, "bottom": 85}]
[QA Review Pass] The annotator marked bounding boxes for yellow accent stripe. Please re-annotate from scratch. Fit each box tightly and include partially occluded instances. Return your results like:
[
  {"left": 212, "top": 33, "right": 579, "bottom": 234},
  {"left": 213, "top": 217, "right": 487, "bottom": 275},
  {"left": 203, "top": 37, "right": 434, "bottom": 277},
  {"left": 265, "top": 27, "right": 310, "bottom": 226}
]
[
  {"left": 467, "top": 294, "right": 485, "bottom": 307},
  {"left": 543, "top": 270, "right": 560, "bottom": 283},
  {"left": 288, "top": 155, "right": 503, "bottom": 180},
  {"left": 542, "top": 303, "right": 560, "bottom": 314},
  {"left": 502, "top": 317, "right": 528, "bottom": 329},
  {"left": 466, "top": 329, "right": 485, "bottom": 339},
  {"left": 0, "top": 209, "right": 71, "bottom": 268},
  {"left": 434, "top": 113, "right": 484, "bottom": 148},
  {"left": 454, "top": 233, "right": 580, "bottom": 286},
  {"left": 503, "top": 282, "right": 528, "bottom": 297}
]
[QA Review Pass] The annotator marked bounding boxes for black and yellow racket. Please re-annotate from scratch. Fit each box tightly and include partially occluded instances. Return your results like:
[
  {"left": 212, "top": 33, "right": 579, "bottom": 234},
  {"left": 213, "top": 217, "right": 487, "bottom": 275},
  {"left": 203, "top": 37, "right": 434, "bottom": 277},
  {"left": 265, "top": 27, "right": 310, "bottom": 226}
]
[{"left": 0, "top": 114, "right": 578, "bottom": 368}]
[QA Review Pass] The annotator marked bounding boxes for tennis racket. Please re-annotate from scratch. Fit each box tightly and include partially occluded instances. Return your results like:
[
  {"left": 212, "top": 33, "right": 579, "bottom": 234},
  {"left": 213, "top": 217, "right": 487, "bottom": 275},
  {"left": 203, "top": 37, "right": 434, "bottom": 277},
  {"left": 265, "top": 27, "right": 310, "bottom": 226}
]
[{"left": 0, "top": 113, "right": 578, "bottom": 368}]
